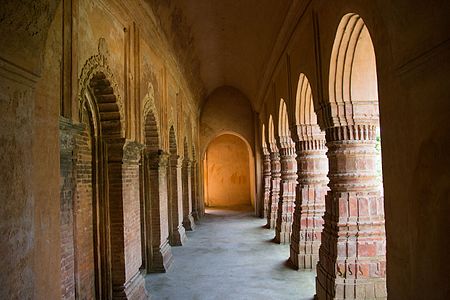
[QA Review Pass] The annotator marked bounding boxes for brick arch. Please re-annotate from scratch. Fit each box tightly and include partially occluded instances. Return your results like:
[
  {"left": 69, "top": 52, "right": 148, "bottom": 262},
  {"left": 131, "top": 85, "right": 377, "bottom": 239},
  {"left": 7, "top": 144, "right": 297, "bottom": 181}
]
[
  {"left": 293, "top": 73, "right": 324, "bottom": 142},
  {"left": 87, "top": 72, "right": 122, "bottom": 138},
  {"left": 143, "top": 110, "right": 160, "bottom": 153},
  {"left": 267, "top": 115, "right": 277, "bottom": 152},
  {"left": 78, "top": 70, "right": 126, "bottom": 299},
  {"left": 327, "top": 13, "right": 379, "bottom": 128},
  {"left": 169, "top": 126, "right": 177, "bottom": 155},
  {"left": 183, "top": 137, "right": 189, "bottom": 159},
  {"left": 277, "top": 98, "right": 293, "bottom": 149}
]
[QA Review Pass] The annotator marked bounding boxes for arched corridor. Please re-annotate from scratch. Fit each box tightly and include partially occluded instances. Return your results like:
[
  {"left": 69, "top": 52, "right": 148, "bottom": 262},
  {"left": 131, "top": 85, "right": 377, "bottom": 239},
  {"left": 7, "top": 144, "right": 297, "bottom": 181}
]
[{"left": 0, "top": 1, "right": 449, "bottom": 300}]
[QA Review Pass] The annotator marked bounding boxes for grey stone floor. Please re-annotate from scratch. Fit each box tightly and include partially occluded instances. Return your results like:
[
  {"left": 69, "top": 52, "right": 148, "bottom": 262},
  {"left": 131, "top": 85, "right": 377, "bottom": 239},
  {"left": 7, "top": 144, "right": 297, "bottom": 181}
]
[{"left": 145, "top": 206, "right": 316, "bottom": 300}]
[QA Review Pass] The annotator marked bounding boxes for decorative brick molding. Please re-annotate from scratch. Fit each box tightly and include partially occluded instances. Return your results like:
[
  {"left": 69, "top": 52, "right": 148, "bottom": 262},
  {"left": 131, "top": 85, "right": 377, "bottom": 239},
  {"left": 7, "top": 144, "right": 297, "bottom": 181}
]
[
  {"left": 274, "top": 138, "right": 297, "bottom": 244},
  {"left": 316, "top": 124, "right": 386, "bottom": 299},
  {"left": 289, "top": 125, "right": 328, "bottom": 270}
]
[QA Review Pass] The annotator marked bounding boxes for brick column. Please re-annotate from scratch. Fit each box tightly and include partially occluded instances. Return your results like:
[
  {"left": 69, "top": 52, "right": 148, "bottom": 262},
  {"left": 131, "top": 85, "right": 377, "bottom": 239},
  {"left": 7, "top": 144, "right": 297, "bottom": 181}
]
[
  {"left": 262, "top": 148, "right": 271, "bottom": 219},
  {"left": 119, "top": 141, "right": 147, "bottom": 299},
  {"left": 168, "top": 155, "right": 187, "bottom": 246},
  {"left": 144, "top": 150, "right": 173, "bottom": 272},
  {"left": 316, "top": 125, "right": 386, "bottom": 299},
  {"left": 290, "top": 125, "right": 328, "bottom": 269},
  {"left": 275, "top": 139, "right": 297, "bottom": 243},
  {"left": 182, "top": 159, "right": 196, "bottom": 231},
  {"left": 59, "top": 118, "right": 83, "bottom": 300},
  {"left": 266, "top": 147, "right": 281, "bottom": 229},
  {"left": 191, "top": 160, "right": 200, "bottom": 220}
]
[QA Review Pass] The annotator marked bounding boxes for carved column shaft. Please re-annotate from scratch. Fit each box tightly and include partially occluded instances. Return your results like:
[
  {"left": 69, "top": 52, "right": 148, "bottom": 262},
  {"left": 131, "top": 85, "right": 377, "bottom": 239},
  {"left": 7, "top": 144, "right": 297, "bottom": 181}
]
[
  {"left": 316, "top": 125, "right": 386, "bottom": 300},
  {"left": 275, "top": 141, "right": 297, "bottom": 244},
  {"left": 262, "top": 150, "right": 272, "bottom": 219},
  {"left": 267, "top": 149, "right": 281, "bottom": 229},
  {"left": 289, "top": 127, "right": 328, "bottom": 270}
]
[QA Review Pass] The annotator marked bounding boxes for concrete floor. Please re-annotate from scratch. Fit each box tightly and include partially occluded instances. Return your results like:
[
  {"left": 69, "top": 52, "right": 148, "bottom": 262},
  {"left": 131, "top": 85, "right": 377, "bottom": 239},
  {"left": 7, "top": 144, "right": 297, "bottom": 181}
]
[{"left": 145, "top": 206, "right": 316, "bottom": 300}]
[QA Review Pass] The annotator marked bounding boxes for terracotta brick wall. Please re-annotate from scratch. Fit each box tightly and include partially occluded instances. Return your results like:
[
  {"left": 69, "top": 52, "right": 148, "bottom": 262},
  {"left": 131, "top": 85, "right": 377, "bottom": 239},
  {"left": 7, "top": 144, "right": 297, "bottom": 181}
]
[{"left": 73, "top": 124, "right": 96, "bottom": 299}]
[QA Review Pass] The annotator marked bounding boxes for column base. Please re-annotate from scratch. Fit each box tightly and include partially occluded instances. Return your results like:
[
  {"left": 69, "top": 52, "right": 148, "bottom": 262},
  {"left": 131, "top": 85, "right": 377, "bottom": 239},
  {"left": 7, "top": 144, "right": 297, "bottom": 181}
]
[
  {"left": 192, "top": 210, "right": 200, "bottom": 221},
  {"left": 169, "top": 225, "right": 187, "bottom": 246},
  {"left": 316, "top": 267, "right": 387, "bottom": 299},
  {"left": 269, "top": 218, "right": 277, "bottom": 229},
  {"left": 290, "top": 241, "right": 320, "bottom": 269},
  {"left": 290, "top": 252, "right": 318, "bottom": 270},
  {"left": 183, "top": 214, "right": 196, "bottom": 231},
  {"left": 274, "top": 229, "right": 291, "bottom": 244},
  {"left": 149, "top": 240, "right": 174, "bottom": 273},
  {"left": 113, "top": 271, "right": 148, "bottom": 300}
]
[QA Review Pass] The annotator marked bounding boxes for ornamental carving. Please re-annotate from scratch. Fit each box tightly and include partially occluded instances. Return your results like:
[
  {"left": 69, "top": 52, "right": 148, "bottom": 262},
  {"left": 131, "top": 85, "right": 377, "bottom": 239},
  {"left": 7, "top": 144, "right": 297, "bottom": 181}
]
[{"left": 78, "top": 38, "right": 125, "bottom": 136}]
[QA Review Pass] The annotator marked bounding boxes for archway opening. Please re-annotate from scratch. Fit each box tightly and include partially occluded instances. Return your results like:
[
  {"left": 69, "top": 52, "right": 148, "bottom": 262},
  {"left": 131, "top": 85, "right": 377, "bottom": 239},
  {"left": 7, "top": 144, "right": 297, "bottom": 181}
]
[{"left": 204, "top": 133, "right": 255, "bottom": 209}]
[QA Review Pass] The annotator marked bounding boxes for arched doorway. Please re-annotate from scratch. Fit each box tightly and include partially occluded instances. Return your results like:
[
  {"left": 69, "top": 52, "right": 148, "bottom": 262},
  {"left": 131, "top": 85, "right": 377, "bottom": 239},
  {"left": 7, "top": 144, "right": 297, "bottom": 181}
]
[
  {"left": 203, "top": 133, "right": 255, "bottom": 208},
  {"left": 75, "top": 72, "right": 123, "bottom": 299}
]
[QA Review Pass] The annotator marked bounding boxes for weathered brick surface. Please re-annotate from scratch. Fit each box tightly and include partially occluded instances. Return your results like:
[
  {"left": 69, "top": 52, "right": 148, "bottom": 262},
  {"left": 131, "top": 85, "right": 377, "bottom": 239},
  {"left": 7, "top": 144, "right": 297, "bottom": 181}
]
[
  {"left": 316, "top": 125, "right": 386, "bottom": 299},
  {"left": 59, "top": 118, "right": 81, "bottom": 300},
  {"left": 73, "top": 120, "right": 96, "bottom": 300}
]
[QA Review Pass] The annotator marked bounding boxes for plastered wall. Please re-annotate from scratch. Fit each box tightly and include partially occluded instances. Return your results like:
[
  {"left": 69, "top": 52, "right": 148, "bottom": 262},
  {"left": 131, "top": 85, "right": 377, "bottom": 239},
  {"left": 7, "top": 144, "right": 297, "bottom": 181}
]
[{"left": 205, "top": 134, "right": 251, "bottom": 207}]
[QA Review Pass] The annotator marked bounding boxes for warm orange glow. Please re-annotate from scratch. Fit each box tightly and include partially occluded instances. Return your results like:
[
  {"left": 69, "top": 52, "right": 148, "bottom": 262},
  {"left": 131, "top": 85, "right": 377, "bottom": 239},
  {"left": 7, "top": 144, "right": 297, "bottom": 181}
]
[{"left": 204, "top": 134, "right": 252, "bottom": 207}]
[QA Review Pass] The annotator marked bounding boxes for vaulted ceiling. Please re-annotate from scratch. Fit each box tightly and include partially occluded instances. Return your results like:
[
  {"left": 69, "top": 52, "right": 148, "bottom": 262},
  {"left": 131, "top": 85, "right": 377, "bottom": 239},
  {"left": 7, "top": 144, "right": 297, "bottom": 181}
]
[{"left": 145, "top": 0, "right": 293, "bottom": 110}]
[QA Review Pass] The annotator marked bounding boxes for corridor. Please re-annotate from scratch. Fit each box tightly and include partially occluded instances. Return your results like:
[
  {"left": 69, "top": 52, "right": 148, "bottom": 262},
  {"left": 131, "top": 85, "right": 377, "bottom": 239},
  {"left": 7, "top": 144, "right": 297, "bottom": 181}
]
[{"left": 145, "top": 206, "right": 315, "bottom": 299}]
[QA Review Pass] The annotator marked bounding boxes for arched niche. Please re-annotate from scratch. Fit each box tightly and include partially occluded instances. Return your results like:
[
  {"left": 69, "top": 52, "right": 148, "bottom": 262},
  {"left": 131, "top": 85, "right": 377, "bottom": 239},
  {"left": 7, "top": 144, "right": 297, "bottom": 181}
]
[{"left": 203, "top": 132, "right": 256, "bottom": 208}]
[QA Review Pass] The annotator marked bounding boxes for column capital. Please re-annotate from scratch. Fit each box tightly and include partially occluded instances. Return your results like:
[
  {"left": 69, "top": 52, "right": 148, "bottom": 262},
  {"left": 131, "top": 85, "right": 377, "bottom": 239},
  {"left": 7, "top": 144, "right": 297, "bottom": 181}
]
[
  {"left": 123, "top": 140, "right": 145, "bottom": 164},
  {"left": 146, "top": 149, "right": 170, "bottom": 168}
]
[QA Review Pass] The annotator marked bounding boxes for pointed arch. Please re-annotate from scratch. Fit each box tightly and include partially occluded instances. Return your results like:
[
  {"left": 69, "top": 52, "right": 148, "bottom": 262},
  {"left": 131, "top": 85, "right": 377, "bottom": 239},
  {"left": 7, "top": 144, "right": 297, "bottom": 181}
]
[
  {"left": 77, "top": 70, "right": 125, "bottom": 299},
  {"left": 328, "top": 13, "right": 379, "bottom": 125},
  {"left": 295, "top": 74, "right": 318, "bottom": 126},
  {"left": 278, "top": 99, "right": 290, "bottom": 138}
]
